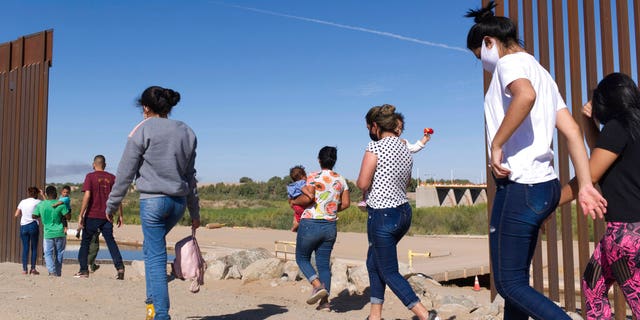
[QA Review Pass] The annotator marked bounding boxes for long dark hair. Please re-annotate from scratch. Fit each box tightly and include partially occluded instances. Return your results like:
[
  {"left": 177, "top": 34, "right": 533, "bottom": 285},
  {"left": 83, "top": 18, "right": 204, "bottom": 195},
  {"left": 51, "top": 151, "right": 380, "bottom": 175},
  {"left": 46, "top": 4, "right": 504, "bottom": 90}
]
[
  {"left": 465, "top": 1, "right": 521, "bottom": 51},
  {"left": 592, "top": 72, "right": 640, "bottom": 141}
]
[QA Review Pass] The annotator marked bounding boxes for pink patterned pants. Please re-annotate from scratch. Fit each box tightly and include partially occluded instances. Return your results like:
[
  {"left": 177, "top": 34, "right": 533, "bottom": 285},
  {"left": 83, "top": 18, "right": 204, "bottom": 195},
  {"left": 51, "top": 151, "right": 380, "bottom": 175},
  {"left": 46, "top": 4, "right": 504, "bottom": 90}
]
[{"left": 582, "top": 221, "right": 640, "bottom": 319}]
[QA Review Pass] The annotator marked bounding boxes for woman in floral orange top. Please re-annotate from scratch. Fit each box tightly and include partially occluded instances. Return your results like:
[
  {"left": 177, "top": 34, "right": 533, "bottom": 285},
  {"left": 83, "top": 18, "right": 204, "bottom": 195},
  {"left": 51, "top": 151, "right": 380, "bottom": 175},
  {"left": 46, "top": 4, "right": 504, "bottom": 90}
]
[{"left": 292, "top": 146, "right": 350, "bottom": 311}]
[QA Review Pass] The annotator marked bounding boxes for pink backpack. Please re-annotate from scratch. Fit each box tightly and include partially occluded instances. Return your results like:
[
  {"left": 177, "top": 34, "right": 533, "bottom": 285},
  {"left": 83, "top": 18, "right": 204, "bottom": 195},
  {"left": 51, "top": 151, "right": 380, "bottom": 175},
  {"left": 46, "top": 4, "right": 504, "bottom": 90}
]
[{"left": 172, "top": 230, "right": 206, "bottom": 293}]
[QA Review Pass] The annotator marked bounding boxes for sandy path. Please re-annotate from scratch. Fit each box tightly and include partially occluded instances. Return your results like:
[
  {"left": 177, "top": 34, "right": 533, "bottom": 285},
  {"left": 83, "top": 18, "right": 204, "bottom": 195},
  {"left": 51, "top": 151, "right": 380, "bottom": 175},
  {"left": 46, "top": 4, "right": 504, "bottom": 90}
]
[{"left": 0, "top": 224, "right": 491, "bottom": 320}]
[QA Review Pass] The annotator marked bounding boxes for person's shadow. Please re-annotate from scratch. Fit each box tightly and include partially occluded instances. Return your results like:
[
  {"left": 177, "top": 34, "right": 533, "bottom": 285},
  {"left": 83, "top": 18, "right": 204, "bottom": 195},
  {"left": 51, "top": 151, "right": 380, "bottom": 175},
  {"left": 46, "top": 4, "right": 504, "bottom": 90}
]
[
  {"left": 329, "top": 288, "right": 370, "bottom": 313},
  {"left": 187, "top": 304, "right": 288, "bottom": 319}
]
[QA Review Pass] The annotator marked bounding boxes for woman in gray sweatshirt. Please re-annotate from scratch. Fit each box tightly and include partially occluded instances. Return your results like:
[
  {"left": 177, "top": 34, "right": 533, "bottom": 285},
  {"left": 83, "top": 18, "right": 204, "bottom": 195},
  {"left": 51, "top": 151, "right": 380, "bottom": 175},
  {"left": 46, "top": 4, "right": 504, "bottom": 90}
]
[{"left": 106, "top": 86, "right": 200, "bottom": 320}]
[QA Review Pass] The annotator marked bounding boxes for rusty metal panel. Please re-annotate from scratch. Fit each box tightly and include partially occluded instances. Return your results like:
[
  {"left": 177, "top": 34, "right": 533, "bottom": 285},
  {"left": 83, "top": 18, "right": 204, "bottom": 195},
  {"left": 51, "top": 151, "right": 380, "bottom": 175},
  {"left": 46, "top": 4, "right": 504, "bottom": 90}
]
[
  {"left": 635, "top": 0, "right": 640, "bottom": 80},
  {"left": 616, "top": 0, "right": 631, "bottom": 75},
  {"left": 483, "top": 0, "right": 636, "bottom": 316},
  {"left": 0, "top": 30, "right": 52, "bottom": 263},
  {"left": 535, "top": 0, "right": 560, "bottom": 302},
  {"left": 600, "top": 0, "right": 615, "bottom": 75}
]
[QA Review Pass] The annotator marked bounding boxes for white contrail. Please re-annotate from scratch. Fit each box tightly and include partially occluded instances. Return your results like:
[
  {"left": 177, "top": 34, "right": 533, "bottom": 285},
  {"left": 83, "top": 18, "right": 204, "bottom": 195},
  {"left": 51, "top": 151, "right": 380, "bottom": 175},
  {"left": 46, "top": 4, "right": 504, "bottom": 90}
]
[{"left": 215, "top": 2, "right": 468, "bottom": 53}]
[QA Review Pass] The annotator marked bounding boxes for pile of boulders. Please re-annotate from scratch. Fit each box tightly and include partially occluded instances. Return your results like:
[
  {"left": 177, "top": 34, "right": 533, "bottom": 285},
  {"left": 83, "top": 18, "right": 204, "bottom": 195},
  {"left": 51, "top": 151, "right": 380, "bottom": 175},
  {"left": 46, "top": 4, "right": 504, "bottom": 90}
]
[{"left": 131, "top": 247, "right": 584, "bottom": 320}]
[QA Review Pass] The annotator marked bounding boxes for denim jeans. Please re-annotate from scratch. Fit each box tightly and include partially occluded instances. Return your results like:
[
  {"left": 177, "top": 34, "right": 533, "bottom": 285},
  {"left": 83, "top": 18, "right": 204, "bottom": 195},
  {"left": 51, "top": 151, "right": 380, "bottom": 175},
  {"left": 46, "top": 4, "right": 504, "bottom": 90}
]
[
  {"left": 366, "top": 202, "right": 419, "bottom": 309},
  {"left": 20, "top": 221, "right": 39, "bottom": 271},
  {"left": 490, "top": 178, "right": 568, "bottom": 320},
  {"left": 43, "top": 237, "right": 66, "bottom": 276},
  {"left": 140, "top": 196, "right": 186, "bottom": 320},
  {"left": 295, "top": 219, "right": 337, "bottom": 294},
  {"left": 79, "top": 218, "right": 124, "bottom": 272}
]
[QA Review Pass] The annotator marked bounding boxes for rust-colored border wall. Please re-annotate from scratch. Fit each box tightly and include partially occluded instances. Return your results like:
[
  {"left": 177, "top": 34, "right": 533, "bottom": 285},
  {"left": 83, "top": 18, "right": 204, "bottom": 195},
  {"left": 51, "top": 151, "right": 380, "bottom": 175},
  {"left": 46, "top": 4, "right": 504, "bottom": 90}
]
[
  {"left": 0, "top": 30, "right": 53, "bottom": 264},
  {"left": 482, "top": 1, "right": 635, "bottom": 318}
]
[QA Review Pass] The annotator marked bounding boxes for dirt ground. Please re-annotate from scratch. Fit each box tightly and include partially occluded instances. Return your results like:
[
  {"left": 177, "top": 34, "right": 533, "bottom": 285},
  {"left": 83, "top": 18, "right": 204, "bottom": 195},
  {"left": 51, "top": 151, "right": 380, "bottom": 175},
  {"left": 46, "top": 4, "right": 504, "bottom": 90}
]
[{"left": 0, "top": 224, "right": 491, "bottom": 320}]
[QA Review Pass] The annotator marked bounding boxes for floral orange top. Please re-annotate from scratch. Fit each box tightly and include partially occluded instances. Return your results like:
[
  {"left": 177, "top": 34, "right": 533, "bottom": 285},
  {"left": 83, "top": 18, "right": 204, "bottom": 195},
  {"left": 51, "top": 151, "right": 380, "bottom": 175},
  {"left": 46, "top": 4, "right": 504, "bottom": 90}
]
[{"left": 301, "top": 169, "right": 349, "bottom": 222}]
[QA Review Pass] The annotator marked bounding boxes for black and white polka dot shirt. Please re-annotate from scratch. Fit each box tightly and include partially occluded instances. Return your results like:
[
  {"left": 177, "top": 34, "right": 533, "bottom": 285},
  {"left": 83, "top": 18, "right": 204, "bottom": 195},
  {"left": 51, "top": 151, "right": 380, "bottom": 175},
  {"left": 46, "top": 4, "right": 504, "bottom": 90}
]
[{"left": 365, "top": 136, "right": 413, "bottom": 209}]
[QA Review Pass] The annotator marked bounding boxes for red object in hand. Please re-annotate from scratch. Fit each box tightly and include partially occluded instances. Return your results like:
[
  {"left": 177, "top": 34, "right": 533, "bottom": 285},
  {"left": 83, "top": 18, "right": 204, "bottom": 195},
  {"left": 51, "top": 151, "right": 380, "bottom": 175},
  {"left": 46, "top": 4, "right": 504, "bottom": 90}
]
[{"left": 424, "top": 128, "right": 434, "bottom": 135}]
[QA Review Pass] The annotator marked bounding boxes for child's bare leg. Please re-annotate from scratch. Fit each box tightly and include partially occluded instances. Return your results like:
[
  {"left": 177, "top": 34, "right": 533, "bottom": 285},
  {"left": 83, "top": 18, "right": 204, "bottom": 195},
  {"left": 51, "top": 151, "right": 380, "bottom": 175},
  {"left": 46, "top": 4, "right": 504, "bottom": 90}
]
[{"left": 291, "top": 218, "right": 299, "bottom": 232}]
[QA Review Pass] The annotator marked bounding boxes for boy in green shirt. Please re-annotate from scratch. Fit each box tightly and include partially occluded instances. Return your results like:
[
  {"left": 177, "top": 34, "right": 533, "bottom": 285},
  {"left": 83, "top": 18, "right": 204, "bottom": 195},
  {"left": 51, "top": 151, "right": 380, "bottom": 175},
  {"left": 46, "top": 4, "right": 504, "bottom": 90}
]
[{"left": 33, "top": 186, "right": 69, "bottom": 276}]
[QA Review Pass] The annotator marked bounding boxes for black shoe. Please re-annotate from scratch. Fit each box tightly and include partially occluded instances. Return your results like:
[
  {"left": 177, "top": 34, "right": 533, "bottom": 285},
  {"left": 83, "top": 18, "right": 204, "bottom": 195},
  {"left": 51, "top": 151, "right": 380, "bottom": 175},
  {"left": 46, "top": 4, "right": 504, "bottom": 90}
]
[{"left": 116, "top": 269, "right": 124, "bottom": 280}]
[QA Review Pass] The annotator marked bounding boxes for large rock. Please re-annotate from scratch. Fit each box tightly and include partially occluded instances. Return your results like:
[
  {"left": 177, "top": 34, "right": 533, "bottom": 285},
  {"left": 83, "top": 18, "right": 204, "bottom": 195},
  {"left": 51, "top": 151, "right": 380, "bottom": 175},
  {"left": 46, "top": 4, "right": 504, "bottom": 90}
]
[
  {"left": 398, "top": 262, "right": 413, "bottom": 277},
  {"left": 438, "top": 295, "right": 478, "bottom": 309},
  {"left": 219, "top": 248, "right": 274, "bottom": 270},
  {"left": 241, "top": 258, "right": 284, "bottom": 284},
  {"left": 282, "top": 261, "right": 301, "bottom": 282},
  {"left": 490, "top": 294, "right": 505, "bottom": 316},
  {"left": 437, "top": 303, "right": 472, "bottom": 319},
  {"left": 225, "top": 265, "right": 242, "bottom": 280},
  {"left": 206, "top": 260, "right": 227, "bottom": 280},
  {"left": 330, "top": 260, "right": 349, "bottom": 296},
  {"left": 348, "top": 264, "right": 370, "bottom": 294}
]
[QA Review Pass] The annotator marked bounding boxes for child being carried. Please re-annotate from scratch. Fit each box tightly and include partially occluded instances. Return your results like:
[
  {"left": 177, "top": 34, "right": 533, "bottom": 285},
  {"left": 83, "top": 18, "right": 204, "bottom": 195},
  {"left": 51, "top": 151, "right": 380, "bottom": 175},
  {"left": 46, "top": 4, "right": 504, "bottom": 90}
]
[{"left": 287, "top": 165, "right": 314, "bottom": 232}]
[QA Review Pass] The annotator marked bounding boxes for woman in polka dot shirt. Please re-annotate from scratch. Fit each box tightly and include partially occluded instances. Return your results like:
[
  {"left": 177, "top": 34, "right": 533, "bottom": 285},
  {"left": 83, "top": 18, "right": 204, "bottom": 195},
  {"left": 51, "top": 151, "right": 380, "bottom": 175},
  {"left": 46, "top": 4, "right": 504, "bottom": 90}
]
[{"left": 357, "top": 104, "right": 430, "bottom": 320}]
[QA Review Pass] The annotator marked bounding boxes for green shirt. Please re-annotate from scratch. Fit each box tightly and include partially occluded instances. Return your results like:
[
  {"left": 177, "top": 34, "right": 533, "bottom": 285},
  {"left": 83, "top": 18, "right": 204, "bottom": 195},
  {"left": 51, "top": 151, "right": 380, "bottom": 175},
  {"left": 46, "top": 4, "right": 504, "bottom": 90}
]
[{"left": 33, "top": 199, "right": 69, "bottom": 239}]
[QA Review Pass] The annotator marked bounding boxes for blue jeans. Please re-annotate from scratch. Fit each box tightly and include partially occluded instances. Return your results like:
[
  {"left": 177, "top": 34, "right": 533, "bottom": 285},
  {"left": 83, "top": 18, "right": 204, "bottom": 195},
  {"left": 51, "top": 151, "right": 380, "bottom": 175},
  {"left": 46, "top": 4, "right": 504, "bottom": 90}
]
[
  {"left": 366, "top": 202, "right": 419, "bottom": 308},
  {"left": 43, "top": 237, "right": 66, "bottom": 276},
  {"left": 490, "top": 178, "right": 568, "bottom": 320},
  {"left": 79, "top": 218, "right": 124, "bottom": 272},
  {"left": 20, "top": 221, "right": 39, "bottom": 271},
  {"left": 295, "top": 219, "right": 337, "bottom": 294},
  {"left": 140, "top": 196, "right": 186, "bottom": 320}
]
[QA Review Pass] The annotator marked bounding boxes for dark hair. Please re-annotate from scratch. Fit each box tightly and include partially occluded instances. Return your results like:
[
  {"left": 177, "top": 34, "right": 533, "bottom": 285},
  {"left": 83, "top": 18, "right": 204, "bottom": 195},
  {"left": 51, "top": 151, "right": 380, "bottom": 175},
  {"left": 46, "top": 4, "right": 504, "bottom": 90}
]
[
  {"left": 318, "top": 146, "right": 337, "bottom": 170},
  {"left": 94, "top": 154, "right": 106, "bottom": 169},
  {"left": 289, "top": 165, "right": 307, "bottom": 181},
  {"left": 27, "top": 186, "right": 39, "bottom": 198},
  {"left": 592, "top": 72, "right": 640, "bottom": 141},
  {"left": 62, "top": 185, "right": 71, "bottom": 192},
  {"left": 138, "top": 86, "right": 181, "bottom": 116},
  {"left": 369, "top": 104, "right": 402, "bottom": 134},
  {"left": 465, "top": 1, "right": 521, "bottom": 50},
  {"left": 45, "top": 185, "right": 57, "bottom": 198},
  {"left": 365, "top": 106, "right": 381, "bottom": 126}
]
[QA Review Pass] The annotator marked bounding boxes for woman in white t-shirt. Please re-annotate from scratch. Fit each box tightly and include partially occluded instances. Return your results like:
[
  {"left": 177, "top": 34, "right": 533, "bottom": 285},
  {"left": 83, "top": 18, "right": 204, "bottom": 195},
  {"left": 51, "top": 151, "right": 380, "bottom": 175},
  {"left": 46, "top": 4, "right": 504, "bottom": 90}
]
[
  {"left": 14, "top": 186, "right": 42, "bottom": 275},
  {"left": 465, "top": 2, "right": 607, "bottom": 319}
]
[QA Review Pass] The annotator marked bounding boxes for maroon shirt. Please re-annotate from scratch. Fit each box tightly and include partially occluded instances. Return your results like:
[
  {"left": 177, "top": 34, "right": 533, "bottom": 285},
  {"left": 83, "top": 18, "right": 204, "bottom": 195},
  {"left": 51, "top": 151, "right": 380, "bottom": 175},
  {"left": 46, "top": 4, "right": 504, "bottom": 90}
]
[{"left": 82, "top": 171, "right": 116, "bottom": 220}]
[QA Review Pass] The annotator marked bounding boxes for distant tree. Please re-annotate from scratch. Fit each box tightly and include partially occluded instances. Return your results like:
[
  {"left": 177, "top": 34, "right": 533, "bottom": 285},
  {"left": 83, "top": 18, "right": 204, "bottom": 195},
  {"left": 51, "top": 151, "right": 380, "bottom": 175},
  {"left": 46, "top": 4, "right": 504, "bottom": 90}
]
[{"left": 239, "top": 176, "right": 253, "bottom": 183}]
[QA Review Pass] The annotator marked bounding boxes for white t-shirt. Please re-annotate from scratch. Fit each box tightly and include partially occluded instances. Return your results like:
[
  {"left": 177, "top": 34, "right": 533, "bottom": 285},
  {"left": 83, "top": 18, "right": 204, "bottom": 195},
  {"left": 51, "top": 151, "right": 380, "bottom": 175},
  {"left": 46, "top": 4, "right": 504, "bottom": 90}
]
[
  {"left": 17, "top": 198, "right": 41, "bottom": 226},
  {"left": 484, "top": 52, "right": 566, "bottom": 184}
]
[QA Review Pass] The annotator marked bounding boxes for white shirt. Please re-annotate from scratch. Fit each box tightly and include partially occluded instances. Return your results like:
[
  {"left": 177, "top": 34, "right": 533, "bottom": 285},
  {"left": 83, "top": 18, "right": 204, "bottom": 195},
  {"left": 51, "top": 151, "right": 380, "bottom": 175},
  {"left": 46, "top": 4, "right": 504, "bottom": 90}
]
[
  {"left": 484, "top": 52, "right": 566, "bottom": 184},
  {"left": 17, "top": 198, "right": 41, "bottom": 226}
]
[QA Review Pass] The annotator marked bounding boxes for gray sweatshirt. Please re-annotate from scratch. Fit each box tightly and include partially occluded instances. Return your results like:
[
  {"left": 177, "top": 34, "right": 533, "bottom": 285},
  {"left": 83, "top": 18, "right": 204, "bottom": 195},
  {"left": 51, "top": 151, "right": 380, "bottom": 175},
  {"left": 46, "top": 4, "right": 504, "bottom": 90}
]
[{"left": 106, "top": 117, "right": 200, "bottom": 220}]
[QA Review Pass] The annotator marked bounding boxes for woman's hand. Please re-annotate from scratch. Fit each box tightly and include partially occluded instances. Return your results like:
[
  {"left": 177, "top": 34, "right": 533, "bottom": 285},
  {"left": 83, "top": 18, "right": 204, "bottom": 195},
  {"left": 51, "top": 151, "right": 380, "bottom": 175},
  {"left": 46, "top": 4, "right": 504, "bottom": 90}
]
[
  {"left": 490, "top": 146, "right": 511, "bottom": 178},
  {"left": 192, "top": 218, "right": 200, "bottom": 230},
  {"left": 582, "top": 101, "right": 593, "bottom": 118},
  {"left": 577, "top": 184, "right": 607, "bottom": 219}
]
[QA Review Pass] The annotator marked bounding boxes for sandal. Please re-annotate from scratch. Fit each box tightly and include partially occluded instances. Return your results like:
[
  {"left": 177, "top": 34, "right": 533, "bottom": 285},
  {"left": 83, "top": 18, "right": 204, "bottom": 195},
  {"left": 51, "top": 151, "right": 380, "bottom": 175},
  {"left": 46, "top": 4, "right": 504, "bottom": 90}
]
[{"left": 116, "top": 269, "right": 125, "bottom": 280}]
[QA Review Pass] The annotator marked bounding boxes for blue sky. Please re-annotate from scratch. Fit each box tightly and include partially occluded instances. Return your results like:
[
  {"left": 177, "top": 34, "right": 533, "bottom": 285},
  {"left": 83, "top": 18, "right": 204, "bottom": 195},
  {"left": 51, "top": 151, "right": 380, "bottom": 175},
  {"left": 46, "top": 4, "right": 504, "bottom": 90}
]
[{"left": 2, "top": 1, "right": 487, "bottom": 183}]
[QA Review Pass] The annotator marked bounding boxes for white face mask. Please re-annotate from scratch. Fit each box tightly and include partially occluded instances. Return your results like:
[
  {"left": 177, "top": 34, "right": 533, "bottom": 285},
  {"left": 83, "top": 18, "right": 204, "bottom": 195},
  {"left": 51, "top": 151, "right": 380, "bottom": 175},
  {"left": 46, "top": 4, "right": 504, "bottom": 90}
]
[{"left": 481, "top": 40, "right": 500, "bottom": 73}]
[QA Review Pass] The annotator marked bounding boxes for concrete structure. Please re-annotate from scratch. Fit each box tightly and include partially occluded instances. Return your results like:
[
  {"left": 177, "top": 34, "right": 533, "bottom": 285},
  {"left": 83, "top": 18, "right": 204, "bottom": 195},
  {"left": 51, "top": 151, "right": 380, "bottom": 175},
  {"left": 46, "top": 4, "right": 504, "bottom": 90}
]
[{"left": 416, "top": 185, "right": 487, "bottom": 208}]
